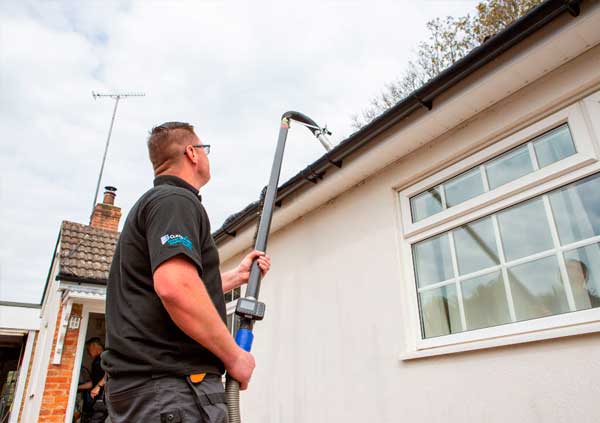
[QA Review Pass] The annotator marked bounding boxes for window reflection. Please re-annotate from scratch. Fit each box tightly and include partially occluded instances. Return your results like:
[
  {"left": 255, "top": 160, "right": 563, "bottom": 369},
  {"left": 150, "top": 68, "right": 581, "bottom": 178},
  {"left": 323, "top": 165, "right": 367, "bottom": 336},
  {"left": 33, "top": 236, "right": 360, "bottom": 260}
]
[
  {"left": 509, "top": 256, "right": 569, "bottom": 321},
  {"left": 413, "top": 233, "right": 453, "bottom": 287},
  {"left": 534, "top": 125, "right": 576, "bottom": 168},
  {"left": 445, "top": 167, "right": 484, "bottom": 207},
  {"left": 564, "top": 243, "right": 600, "bottom": 311},
  {"left": 486, "top": 144, "right": 534, "bottom": 190},
  {"left": 497, "top": 198, "right": 553, "bottom": 261},
  {"left": 420, "top": 284, "right": 461, "bottom": 338},
  {"left": 411, "top": 186, "right": 444, "bottom": 222},
  {"left": 461, "top": 271, "right": 511, "bottom": 330},
  {"left": 453, "top": 217, "right": 499, "bottom": 275},
  {"left": 549, "top": 173, "right": 600, "bottom": 245}
]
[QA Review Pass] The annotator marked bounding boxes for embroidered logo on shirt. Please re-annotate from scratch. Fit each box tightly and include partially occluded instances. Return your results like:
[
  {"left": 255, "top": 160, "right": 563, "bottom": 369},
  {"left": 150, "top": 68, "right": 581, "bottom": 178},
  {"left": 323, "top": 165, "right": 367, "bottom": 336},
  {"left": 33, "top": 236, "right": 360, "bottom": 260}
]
[{"left": 160, "top": 234, "right": 192, "bottom": 250}]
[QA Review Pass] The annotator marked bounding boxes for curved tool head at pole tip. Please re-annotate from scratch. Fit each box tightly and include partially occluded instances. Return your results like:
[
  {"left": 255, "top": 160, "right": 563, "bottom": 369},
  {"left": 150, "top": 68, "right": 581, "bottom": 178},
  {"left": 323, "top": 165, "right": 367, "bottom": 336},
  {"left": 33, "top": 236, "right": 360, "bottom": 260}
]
[{"left": 281, "top": 110, "right": 333, "bottom": 151}]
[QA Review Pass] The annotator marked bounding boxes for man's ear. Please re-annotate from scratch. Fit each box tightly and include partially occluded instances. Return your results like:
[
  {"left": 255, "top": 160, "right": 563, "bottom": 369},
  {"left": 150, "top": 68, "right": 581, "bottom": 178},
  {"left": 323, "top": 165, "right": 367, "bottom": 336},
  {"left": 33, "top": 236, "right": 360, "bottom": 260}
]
[{"left": 184, "top": 146, "right": 198, "bottom": 164}]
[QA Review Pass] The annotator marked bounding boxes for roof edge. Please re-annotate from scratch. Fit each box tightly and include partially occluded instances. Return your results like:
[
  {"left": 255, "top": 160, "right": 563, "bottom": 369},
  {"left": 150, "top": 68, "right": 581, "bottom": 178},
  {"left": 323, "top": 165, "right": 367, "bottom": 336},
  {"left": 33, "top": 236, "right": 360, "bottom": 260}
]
[
  {"left": 213, "top": 0, "right": 583, "bottom": 245},
  {"left": 57, "top": 273, "right": 107, "bottom": 286}
]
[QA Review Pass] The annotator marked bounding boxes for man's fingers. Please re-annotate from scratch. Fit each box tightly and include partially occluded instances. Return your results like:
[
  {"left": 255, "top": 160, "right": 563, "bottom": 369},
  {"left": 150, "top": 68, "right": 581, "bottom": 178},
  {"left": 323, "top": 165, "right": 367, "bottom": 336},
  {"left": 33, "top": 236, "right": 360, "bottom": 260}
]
[
  {"left": 249, "top": 250, "right": 265, "bottom": 258},
  {"left": 257, "top": 257, "right": 270, "bottom": 272}
]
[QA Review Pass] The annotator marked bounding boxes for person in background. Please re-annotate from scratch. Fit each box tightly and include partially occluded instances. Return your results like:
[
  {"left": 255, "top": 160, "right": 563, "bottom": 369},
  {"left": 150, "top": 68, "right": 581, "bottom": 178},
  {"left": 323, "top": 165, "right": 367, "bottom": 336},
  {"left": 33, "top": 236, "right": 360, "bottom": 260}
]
[
  {"left": 74, "top": 366, "right": 92, "bottom": 423},
  {"left": 85, "top": 337, "right": 108, "bottom": 423}
]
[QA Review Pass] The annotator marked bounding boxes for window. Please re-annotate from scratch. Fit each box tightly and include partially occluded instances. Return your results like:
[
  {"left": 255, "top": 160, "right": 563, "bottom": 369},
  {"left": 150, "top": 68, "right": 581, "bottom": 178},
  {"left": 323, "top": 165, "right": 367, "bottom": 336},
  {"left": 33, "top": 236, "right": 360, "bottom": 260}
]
[
  {"left": 410, "top": 124, "right": 576, "bottom": 222},
  {"left": 415, "top": 173, "right": 600, "bottom": 339},
  {"left": 398, "top": 96, "right": 600, "bottom": 356},
  {"left": 225, "top": 287, "right": 241, "bottom": 336}
]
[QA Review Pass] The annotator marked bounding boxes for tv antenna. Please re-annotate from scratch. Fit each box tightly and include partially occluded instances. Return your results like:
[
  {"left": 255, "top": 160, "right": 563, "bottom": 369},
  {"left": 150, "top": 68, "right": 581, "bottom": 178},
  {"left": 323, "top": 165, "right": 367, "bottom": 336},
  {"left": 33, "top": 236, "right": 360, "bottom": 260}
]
[{"left": 90, "top": 91, "right": 145, "bottom": 216}]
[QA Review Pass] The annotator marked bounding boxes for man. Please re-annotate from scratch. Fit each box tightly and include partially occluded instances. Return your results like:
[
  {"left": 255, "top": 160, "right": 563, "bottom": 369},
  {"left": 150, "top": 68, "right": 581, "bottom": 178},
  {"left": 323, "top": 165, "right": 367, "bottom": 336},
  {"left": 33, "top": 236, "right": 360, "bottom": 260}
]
[
  {"left": 102, "top": 122, "right": 270, "bottom": 422},
  {"left": 74, "top": 366, "right": 92, "bottom": 422},
  {"left": 84, "top": 338, "right": 108, "bottom": 423}
]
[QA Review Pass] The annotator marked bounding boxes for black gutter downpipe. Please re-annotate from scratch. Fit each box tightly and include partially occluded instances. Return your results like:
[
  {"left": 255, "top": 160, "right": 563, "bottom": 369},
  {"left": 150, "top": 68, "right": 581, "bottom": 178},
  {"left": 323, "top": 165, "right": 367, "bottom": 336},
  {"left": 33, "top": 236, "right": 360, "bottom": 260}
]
[{"left": 213, "top": 0, "right": 583, "bottom": 245}]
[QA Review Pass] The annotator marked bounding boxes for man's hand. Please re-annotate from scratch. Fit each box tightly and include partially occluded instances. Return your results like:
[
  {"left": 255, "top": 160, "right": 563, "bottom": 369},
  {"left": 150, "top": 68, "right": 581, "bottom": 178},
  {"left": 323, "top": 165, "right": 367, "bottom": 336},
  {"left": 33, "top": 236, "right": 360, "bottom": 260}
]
[
  {"left": 225, "top": 348, "right": 256, "bottom": 390},
  {"left": 236, "top": 250, "right": 271, "bottom": 282},
  {"left": 222, "top": 250, "right": 271, "bottom": 293},
  {"left": 90, "top": 385, "right": 101, "bottom": 399}
]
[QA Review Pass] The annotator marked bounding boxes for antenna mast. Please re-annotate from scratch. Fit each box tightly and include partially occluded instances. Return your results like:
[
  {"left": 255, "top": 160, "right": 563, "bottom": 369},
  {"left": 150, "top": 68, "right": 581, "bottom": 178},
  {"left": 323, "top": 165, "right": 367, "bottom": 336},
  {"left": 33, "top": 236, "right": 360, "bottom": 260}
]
[{"left": 90, "top": 91, "right": 145, "bottom": 216}]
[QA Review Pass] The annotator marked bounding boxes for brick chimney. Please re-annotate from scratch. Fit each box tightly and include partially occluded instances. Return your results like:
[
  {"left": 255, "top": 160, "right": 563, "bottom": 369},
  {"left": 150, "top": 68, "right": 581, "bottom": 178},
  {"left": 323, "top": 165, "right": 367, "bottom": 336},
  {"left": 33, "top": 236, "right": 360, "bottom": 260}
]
[{"left": 90, "top": 186, "right": 122, "bottom": 231}]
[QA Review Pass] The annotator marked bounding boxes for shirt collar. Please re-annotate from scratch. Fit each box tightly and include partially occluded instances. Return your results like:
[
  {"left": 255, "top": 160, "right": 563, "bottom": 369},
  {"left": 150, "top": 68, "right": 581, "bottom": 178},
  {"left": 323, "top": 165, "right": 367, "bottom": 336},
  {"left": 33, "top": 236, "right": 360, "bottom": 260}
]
[{"left": 154, "top": 175, "right": 201, "bottom": 198}]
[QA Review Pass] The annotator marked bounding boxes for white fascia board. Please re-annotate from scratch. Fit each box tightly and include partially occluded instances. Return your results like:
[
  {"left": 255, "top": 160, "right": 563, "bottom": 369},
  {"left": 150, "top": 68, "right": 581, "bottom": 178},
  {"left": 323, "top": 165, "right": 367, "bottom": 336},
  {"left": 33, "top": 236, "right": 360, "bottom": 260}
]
[
  {"left": 0, "top": 305, "right": 40, "bottom": 331},
  {"left": 218, "top": 4, "right": 600, "bottom": 262}
]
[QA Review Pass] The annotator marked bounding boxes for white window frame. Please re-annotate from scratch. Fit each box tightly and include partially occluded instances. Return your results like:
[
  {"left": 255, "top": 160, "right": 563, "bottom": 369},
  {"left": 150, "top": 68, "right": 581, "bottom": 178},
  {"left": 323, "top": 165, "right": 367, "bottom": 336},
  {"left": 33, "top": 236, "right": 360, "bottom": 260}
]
[
  {"left": 398, "top": 93, "right": 600, "bottom": 359},
  {"left": 225, "top": 286, "right": 243, "bottom": 337},
  {"left": 65, "top": 300, "right": 105, "bottom": 423},
  {"left": 399, "top": 101, "right": 597, "bottom": 241}
]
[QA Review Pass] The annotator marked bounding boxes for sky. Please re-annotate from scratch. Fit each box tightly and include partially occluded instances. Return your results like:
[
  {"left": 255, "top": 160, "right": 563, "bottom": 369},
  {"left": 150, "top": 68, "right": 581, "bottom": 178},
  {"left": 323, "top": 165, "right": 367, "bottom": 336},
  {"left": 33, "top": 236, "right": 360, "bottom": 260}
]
[{"left": 0, "top": 0, "right": 479, "bottom": 303}]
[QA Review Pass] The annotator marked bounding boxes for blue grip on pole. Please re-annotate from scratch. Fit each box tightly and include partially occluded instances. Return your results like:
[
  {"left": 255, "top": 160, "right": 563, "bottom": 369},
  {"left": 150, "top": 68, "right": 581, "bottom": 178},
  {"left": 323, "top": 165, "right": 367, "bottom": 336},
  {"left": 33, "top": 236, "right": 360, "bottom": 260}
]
[{"left": 235, "top": 328, "right": 254, "bottom": 352}]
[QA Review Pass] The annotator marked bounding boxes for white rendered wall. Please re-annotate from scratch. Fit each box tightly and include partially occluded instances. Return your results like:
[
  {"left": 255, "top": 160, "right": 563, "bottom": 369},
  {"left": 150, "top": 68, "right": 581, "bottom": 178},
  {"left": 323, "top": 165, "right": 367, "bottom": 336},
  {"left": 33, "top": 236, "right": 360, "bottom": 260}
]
[{"left": 220, "top": 46, "right": 600, "bottom": 423}]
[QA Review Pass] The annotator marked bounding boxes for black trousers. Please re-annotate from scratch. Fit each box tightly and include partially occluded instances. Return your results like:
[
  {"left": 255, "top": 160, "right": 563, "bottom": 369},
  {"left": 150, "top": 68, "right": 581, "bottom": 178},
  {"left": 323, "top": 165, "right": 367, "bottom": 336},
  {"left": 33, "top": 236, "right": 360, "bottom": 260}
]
[
  {"left": 106, "top": 375, "right": 228, "bottom": 423},
  {"left": 88, "top": 400, "right": 109, "bottom": 423}
]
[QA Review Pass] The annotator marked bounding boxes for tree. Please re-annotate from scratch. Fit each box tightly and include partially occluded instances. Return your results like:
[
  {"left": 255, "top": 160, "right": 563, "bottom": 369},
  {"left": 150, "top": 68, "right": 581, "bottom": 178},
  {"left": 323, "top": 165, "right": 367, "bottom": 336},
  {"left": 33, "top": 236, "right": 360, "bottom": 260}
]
[{"left": 351, "top": 0, "right": 543, "bottom": 130}]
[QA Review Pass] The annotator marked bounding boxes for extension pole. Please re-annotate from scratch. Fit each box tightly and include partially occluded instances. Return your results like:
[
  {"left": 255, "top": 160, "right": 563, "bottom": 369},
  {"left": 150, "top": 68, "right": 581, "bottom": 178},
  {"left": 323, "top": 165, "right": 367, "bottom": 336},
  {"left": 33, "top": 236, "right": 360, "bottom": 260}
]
[{"left": 226, "top": 111, "right": 333, "bottom": 423}]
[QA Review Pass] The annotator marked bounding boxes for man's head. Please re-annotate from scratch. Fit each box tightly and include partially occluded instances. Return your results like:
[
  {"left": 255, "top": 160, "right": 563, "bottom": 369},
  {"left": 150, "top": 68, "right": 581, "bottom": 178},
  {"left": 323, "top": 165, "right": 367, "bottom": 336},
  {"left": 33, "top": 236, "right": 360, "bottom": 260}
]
[
  {"left": 566, "top": 259, "right": 589, "bottom": 284},
  {"left": 147, "top": 121, "right": 211, "bottom": 187},
  {"left": 85, "top": 337, "right": 104, "bottom": 359}
]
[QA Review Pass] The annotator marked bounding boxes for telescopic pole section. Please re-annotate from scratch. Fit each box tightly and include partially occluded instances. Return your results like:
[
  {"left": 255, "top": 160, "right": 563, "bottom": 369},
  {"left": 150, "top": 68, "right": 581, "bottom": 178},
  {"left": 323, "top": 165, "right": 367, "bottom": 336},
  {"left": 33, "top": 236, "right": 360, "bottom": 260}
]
[
  {"left": 91, "top": 96, "right": 120, "bottom": 216},
  {"left": 226, "top": 111, "right": 332, "bottom": 423},
  {"left": 245, "top": 111, "right": 331, "bottom": 301},
  {"left": 244, "top": 117, "right": 289, "bottom": 300}
]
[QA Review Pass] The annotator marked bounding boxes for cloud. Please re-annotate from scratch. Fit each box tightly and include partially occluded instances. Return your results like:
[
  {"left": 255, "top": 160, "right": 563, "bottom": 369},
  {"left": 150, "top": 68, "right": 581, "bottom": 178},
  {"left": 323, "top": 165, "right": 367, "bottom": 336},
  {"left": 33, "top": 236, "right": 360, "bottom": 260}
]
[{"left": 0, "top": 0, "right": 477, "bottom": 302}]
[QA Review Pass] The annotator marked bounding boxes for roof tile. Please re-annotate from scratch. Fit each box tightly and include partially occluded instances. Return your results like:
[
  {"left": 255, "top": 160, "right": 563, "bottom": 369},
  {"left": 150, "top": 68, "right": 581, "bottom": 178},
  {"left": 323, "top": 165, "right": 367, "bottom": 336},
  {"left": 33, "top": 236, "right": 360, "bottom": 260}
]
[{"left": 58, "top": 221, "right": 119, "bottom": 284}]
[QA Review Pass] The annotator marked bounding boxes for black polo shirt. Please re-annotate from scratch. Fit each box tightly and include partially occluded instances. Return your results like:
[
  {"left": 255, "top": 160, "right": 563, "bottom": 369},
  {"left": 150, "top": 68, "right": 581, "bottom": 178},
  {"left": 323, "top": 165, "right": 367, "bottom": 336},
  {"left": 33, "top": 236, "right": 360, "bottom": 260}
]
[{"left": 102, "top": 175, "right": 226, "bottom": 379}]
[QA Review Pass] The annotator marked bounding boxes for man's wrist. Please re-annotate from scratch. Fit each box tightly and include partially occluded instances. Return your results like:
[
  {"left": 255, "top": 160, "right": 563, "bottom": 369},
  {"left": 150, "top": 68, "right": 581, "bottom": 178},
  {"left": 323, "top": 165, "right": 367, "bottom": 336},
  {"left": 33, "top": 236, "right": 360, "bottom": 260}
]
[{"left": 234, "top": 267, "right": 245, "bottom": 287}]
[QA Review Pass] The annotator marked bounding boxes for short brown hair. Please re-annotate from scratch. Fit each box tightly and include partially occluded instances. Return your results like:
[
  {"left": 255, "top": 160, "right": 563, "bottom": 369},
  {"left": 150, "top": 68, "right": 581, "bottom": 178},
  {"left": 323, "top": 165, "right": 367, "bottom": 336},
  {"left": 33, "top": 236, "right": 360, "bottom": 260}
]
[{"left": 147, "top": 121, "right": 197, "bottom": 174}]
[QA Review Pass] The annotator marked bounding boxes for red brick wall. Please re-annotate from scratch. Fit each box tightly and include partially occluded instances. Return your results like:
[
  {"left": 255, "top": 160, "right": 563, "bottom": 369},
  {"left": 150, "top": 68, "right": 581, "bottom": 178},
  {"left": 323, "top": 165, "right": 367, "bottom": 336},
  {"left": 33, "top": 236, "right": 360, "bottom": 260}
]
[
  {"left": 38, "top": 303, "right": 83, "bottom": 423},
  {"left": 90, "top": 203, "right": 121, "bottom": 232}
]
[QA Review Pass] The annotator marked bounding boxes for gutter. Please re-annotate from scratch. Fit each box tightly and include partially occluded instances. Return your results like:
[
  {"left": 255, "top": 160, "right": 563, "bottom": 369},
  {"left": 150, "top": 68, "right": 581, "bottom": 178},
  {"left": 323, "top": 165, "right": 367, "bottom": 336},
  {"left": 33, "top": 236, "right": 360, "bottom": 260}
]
[
  {"left": 56, "top": 273, "right": 107, "bottom": 286},
  {"left": 213, "top": 0, "right": 582, "bottom": 245},
  {"left": 0, "top": 301, "right": 41, "bottom": 309}
]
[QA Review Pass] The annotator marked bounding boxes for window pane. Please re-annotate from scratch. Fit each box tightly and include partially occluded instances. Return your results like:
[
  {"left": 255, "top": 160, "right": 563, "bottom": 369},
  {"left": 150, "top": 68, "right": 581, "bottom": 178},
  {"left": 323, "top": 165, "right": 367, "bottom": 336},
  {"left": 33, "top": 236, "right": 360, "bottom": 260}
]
[
  {"left": 509, "top": 256, "right": 569, "bottom": 321},
  {"left": 534, "top": 125, "right": 576, "bottom": 168},
  {"left": 461, "top": 271, "right": 511, "bottom": 330},
  {"left": 564, "top": 243, "right": 600, "bottom": 311},
  {"left": 485, "top": 144, "right": 533, "bottom": 190},
  {"left": 411, "top": 186, "right": 443, "bottom": 222},
  {"left": 444, "top": 167, "right": 485, "bottom": 208},
  {"left": 453, "top": 217, "right": 499, "bottom": 275},
  {"left": 497, "top": 197, "right": 553, "bottom": 261},
  {"left": 549, "top": 173, "right": 600, "bottom": 245},
  {"left": 420, "top": 284, "right": 461, "bottom": 338},
  {"left": 413, "top": 234, "right": 454, "bottom": 287}
]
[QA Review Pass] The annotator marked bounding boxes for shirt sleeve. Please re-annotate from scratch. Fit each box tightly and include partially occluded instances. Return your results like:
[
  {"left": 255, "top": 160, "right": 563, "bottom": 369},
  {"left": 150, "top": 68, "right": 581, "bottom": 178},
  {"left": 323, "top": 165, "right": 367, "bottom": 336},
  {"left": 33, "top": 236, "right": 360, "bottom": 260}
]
[{"left": 144, "top": 193, "right": 204, "bottom": 274}]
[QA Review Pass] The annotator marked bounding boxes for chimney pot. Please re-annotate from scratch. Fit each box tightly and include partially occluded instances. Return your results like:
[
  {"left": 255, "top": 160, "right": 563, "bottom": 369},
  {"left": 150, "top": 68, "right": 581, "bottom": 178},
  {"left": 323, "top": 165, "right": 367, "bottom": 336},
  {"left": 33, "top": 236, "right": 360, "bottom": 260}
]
[{"left": 103, "top": 186, "right": 117, "bottom": 205}]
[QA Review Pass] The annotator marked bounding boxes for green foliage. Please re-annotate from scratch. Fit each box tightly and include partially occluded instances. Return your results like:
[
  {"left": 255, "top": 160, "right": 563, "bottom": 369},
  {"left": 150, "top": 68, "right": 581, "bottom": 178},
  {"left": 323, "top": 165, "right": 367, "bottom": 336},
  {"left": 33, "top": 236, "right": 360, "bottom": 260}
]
[{"left": 351, "top": 0, "right": 543, "bottom": 130}]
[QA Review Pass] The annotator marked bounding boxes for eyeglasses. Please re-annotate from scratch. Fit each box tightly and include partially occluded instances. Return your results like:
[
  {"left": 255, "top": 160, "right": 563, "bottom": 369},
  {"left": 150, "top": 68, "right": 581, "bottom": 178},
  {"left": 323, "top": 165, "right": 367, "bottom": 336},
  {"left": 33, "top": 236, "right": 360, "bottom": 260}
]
[{"left": 185, "top": 144, "right": 211, "bottom": 155}]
